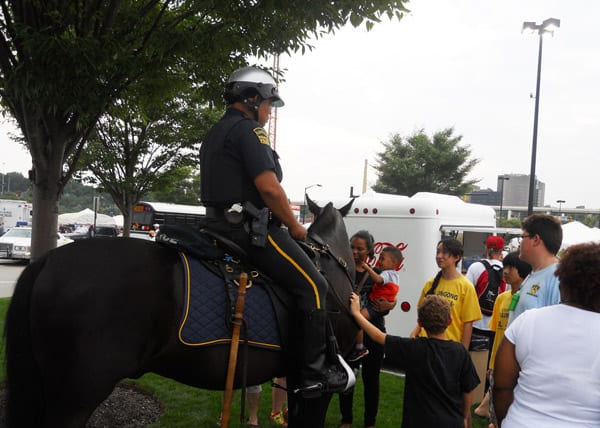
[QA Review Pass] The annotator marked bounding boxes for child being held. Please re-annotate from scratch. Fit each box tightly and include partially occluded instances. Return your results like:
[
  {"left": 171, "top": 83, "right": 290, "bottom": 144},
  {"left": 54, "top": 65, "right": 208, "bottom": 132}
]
[{"left": 349, "top": 246, "right": 402, "bottom": 362}]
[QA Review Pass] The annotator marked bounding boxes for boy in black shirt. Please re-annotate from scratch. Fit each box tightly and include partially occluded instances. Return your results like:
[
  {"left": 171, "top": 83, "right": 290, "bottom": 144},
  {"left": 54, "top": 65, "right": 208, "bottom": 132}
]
[{"left": 350, "top": 293, "right": 480, "bottom": 428}]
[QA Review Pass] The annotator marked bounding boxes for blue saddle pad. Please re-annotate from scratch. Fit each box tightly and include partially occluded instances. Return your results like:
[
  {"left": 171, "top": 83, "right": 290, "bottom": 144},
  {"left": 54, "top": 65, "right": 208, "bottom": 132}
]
[{"left": 178, "top": 253, "right": 281, "bottom": 350}]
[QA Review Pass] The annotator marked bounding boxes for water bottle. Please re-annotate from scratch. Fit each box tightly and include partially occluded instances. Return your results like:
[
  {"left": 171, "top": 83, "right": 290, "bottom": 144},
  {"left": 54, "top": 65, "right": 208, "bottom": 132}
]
[{"left": 508, "top": 292, "right": 520, "bottom": 311}]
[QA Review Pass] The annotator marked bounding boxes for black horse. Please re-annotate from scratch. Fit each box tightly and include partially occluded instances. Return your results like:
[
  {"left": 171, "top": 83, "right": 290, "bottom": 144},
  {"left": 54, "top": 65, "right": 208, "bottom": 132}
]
[{"left": 4, "top": 199, "right": 358, "bottom": 427}]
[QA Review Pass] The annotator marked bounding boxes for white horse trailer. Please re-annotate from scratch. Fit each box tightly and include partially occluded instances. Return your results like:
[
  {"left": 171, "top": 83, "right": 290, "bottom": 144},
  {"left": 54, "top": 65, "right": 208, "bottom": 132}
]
[{"left": 329, "top": 191, "right": 519, "bottom": 337}]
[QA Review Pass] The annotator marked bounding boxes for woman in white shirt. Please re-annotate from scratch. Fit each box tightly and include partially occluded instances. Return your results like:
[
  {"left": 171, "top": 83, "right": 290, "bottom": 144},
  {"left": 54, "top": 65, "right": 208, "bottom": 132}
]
[{"left": 492, "top": 242, "right": 600, "bottom": 428}]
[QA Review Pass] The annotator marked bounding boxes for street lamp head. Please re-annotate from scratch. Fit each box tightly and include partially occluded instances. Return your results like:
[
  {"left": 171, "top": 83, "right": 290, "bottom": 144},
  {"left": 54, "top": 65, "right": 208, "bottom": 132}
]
[
  {"left": 542, "top": 18, "right": 561, "bottom": 32},
  {"left": 522, "top": 21, "right": 538, "bottom": 33},
  {"left": 522, "top": 18, "right": 560, "bottom": 35},
  {"left": 304, "top": 183, "right": 322, "bottom": 192},
  {"left": 304, "top": 183, "right": 322, "bottom": 197}
]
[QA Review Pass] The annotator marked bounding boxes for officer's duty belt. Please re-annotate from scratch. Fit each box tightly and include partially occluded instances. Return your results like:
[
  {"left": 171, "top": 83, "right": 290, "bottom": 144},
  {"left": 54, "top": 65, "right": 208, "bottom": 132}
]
[
  {"left": 205, "top": 206, "right": 226, "bottom": 219},
  {"left": 206, "top": 205, "right": 246, "bottom": 225}
]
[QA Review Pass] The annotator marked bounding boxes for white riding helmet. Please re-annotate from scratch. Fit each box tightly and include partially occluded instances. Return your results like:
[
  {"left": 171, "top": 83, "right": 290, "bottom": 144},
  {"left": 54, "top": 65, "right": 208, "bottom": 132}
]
[{"left": 224, "top": 66, "right": 284, "bottom": 108}]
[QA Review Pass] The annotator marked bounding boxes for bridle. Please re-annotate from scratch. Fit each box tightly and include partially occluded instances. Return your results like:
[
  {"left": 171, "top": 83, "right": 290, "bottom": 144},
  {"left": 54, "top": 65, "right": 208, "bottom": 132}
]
[
  {"left": 303, "top": 231, "right": 355, "bottom": 316},
  {"left": 305, "top": 232, "right": 354, "bottom": 283}
]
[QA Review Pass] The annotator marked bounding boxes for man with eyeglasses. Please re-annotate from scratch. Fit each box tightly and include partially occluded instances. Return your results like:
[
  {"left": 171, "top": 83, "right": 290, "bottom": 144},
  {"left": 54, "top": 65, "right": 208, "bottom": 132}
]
[{"left": 508, "top": 214, "right": 563, "bottom": 324}]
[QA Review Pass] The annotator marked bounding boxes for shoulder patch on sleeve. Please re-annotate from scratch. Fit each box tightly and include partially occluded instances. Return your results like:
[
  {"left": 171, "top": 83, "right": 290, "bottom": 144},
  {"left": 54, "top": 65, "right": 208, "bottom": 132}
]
[{"left": 253, "top": 127, "right": 270, "bottom": 146}]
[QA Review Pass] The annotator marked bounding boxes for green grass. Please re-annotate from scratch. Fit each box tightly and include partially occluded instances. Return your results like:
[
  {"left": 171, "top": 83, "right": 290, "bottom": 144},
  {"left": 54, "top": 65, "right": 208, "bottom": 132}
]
[{"left": 0, "top": 297, "right": 490, "bottom": 427}]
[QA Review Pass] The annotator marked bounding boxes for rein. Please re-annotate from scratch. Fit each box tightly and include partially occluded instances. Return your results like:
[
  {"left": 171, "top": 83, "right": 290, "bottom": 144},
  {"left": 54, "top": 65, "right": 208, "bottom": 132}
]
[
  {"left": 306, "top": 232, "right": 354, "bottom": 285},
  {"left": 306, "top": 231, "right": 354, "bottom": 316}
]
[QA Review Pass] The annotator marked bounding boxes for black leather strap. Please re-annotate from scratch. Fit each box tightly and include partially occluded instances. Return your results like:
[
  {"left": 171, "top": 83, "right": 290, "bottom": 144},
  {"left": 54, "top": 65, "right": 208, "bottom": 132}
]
[{"left": 205, "top": 206, "right": 225, "bottom": 218}]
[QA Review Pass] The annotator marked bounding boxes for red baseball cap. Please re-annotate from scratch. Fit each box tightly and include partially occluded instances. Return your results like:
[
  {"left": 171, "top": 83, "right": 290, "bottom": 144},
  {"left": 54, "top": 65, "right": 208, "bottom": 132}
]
[{"left": 486, "top": 236, "right": 505, "bottom": 249}]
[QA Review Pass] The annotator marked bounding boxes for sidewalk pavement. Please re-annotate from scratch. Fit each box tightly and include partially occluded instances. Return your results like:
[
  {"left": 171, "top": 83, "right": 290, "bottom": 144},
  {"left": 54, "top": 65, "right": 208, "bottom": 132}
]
[{"left": 0, "top": 281, "right": 15, "bottom": 298}]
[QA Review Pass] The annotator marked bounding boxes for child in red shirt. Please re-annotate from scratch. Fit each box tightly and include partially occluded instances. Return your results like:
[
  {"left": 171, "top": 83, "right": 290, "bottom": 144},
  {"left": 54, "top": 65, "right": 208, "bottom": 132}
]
[{"left": 349, "top": 246, "right": 403, "bottom": 362}]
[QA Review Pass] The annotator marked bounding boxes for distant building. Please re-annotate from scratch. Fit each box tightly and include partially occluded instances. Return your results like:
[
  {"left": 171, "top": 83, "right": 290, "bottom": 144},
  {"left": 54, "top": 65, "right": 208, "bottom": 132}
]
[
  {"left": 466, "top": 174, "right": 546, "bottom": 214},
  {"left": 499, "top": 174, "right": 545, "bottom": 207},
  {"left": 465, "top": 176, "right": 598, "bottom": 224},
  {"left": 468, "top": 188, "right": 499, "bottom": 206}
]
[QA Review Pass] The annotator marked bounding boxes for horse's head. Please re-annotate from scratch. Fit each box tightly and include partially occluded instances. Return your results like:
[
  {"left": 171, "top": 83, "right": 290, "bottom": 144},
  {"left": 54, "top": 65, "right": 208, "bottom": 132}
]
[
  {"left": 305, "top": 196, "right": 357, "bottom": 356},
  {"left": 306, "top": 196, "right": 354, "bottom": 264}
]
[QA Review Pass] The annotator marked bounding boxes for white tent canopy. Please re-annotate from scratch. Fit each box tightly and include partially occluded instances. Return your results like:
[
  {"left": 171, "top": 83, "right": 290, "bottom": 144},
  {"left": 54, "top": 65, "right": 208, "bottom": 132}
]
[
  {"left": 560, "top": 221, "right": 600, "bottom": 250},
  {"left": 113, "top": 215, "right": 124, "bottom": 228},
  {"left": 58, "top": 208, "right": 116, "bottom": 226}
]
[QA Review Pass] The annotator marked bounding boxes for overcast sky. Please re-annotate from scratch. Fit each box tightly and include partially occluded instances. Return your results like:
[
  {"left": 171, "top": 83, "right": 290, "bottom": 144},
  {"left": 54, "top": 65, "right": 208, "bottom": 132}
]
[{"left": 2, "top": 0, "right": 599, "bottom": 209}]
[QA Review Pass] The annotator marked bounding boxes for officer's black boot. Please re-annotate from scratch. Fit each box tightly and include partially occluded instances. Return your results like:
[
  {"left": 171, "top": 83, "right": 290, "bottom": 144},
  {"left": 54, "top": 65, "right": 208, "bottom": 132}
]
[{"left": 294, "top": 309, "right": 355, "bottom": 398}]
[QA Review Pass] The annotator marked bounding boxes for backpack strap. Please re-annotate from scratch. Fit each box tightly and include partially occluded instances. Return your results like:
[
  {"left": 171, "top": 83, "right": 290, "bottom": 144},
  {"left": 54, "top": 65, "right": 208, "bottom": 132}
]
[
  {"left": 477, "top": 259, "right": 505, "bottom": 315},
  {"left": 481, "top": 260, "right": 503, "bottom": 282},
  {"left": 481, "top": 260, "right": 491, "bottom": 269}
]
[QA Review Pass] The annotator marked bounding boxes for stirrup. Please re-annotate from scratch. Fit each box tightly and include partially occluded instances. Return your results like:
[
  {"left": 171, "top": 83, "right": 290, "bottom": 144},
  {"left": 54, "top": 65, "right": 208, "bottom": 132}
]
[
  {"left": 293, "top": 355, "right": 356, "bottom": 398},
  {"left": 293, "top": 382, "right": 324, "bottom": 398},
  {"left": 338, "top": 354, "right": 356, "bottom": 390}
]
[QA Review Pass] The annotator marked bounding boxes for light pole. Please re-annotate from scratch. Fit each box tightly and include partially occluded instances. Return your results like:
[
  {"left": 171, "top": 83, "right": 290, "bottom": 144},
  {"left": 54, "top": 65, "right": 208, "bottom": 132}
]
[
  {"left": 522, "top": 18, "right": 560, "bottom": 216},
  {"left": 303, "top": 183, "right": 322, "bottom": 223},
  {"left": 0, "top": 162, "right": 5, "bottom": 195},
  {"left": 556, "top": 199, "right": 565, "bottom": 216},
  {"left": 498, "top": 175, "right": 510, "bottom": 220}
]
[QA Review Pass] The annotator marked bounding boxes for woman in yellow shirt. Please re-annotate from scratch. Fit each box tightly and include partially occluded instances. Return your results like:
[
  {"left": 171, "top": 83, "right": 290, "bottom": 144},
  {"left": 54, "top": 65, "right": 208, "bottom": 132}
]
[{"left": 411, "top": 238, "right": 482, "bottom": 349}]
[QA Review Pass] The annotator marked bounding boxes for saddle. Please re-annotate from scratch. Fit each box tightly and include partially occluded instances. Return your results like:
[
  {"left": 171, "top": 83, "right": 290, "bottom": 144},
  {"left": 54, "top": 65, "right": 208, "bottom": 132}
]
[{"left": 155, "top": 224, "right": 293, "bottom": 351}]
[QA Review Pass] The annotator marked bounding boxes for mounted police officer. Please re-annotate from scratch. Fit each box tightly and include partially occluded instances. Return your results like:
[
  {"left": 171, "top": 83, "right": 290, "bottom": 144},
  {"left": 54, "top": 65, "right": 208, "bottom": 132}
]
[{"left": 200, "top": 66, "right": 354, "bottom": 397}]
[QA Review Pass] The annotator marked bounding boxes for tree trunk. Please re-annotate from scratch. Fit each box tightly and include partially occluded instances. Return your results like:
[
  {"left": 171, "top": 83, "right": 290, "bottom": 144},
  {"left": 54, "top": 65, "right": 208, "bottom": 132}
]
[
  {"left": 29, "top": 133, "right": 68, "bottom": 260},
  {"left": 30, "top": 173, "right": 62, "bottom": 260},
  {"left": 122, "top": 205, "right": 132, "bottom": 238},
  {"left": 107, "top": 191, "right": 136, "bottom": 238}
]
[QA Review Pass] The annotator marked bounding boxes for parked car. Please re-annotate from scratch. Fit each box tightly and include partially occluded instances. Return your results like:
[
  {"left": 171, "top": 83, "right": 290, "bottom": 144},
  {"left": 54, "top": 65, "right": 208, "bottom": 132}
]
[
  {"left": 63, "top": 225, "right": 119, "bottom": 240},
  {"left": 94, "top": 225, "right": 119, "bottom": 238},
  {"left": 0, "top": 227, "right": 73, "bottom": 260},
  {"left": 63, "top": 224, "right": 93, "bottom": 241}
]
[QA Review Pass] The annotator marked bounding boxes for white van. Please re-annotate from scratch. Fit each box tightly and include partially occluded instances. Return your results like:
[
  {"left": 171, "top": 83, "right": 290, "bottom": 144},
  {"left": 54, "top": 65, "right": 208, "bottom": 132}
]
[
  {"left": 0, "top": 199, "right": 33, "bottom": 230},
  {"left": 329, "top": 191, "right": 520, "bottom": 337}
]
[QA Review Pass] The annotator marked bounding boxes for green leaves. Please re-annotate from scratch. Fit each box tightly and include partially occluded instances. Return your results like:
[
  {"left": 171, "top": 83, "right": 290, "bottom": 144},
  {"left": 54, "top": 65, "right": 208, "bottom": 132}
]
[
  {"left": 373, "top": 128, "right": 480, "bottom": 197},
  {"left": 0, "top": 0, "right": 411, "bottom": 251}
]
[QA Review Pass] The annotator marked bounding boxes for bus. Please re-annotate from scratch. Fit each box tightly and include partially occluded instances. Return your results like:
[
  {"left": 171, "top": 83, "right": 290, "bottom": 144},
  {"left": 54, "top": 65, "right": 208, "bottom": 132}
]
[{"left": 131, "top": 201, "right": 206, "bottom": 232}]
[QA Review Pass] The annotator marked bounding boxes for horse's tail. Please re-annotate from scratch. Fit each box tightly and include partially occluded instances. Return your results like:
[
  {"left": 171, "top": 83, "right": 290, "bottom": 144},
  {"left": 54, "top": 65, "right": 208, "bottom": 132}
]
[{"left": 4, "top": 256, "right": 47, "bottom": 427}]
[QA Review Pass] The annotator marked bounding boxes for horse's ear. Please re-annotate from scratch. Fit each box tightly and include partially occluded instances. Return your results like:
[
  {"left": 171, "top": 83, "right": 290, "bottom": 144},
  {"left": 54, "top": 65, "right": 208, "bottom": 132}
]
[
  {"left": 306, "top": 195, "right": 322, "bottom": 216},
  {"left": 338, "top": 199, "right": 354, "bottom": 217}
]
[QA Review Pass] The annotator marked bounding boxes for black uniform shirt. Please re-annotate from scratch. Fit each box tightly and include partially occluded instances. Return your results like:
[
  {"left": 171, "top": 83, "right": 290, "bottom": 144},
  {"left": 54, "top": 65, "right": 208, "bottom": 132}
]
[{"left": 200, "top": 108, "right": 282, "bottom": 209}]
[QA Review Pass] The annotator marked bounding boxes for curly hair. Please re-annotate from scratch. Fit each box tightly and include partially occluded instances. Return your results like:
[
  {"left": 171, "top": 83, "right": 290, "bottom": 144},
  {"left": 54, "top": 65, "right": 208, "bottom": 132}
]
[
  {"left": 555, "top": 242, "right": 600, "bottom": 312},
  {"left": 418, "top": 295, "right": 451, "bottom": 335}
]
